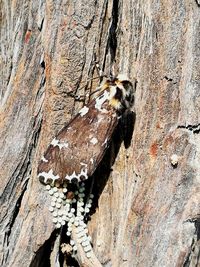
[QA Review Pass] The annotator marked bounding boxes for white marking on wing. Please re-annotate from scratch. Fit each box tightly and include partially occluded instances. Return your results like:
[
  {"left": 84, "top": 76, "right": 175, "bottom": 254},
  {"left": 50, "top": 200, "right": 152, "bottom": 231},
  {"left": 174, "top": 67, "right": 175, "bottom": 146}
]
[
  {"left": 79, "top": 106, "right": 89, "bottom": 116},
  {"left": 95, "top": 91, "right": 109, "bottom": 112},
  {"left": 90, "top": 137, "right": 98, "bottom": 145},
  {"left": 38, "top": 169, "right": 59, "bottom": 183},
  {"left": 41, "top": 156, "right": 48, "bottom": 163},
  {"left": 79, "top": 166, "right": 88, "bottom": 180},
  {"left": 51, "top": 138, "right": 69, "bottom": 149},
  {"left": 65, "top": 163, "right": 88, "bottom": 182},
  {"left": 80, "top": 162, "right": 87, "bottom": 167}
]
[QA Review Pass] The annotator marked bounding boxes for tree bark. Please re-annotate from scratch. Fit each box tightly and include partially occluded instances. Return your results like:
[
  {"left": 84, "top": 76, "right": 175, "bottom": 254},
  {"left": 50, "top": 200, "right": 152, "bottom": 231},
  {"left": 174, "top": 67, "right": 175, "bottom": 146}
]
[{"left": 0, "top": 0, "right": 200, "bottom": 267}]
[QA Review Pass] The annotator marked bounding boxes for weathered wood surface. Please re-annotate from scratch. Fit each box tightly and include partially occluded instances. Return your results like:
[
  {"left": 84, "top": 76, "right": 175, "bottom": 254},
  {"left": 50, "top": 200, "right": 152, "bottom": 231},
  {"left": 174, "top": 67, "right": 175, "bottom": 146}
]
[{"left": 0, "top": 0, "right": 200, "bottom": 266}]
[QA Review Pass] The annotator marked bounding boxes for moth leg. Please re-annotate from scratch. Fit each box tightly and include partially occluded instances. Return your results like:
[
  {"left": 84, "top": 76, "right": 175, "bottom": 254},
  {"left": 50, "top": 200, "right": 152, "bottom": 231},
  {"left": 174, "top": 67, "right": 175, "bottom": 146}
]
[
  {"left": 94, "top": 61, "right": 105, "bottom": 79},
  {"left": 66, "top": 91, "right": 85, "bottom": 102}
]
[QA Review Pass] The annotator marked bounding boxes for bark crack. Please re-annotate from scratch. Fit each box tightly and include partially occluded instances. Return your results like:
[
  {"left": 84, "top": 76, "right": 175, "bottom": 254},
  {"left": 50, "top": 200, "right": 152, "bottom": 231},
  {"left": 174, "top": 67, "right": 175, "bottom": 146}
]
[
  {"left": 38, "top": 17, "right": 44, "bottom": 32},
  {"left": 30, "top": 231, "right": 58, "bottom": 267},
  {"left": 163, "top": 76, "right": 178, "bottom": 84},
  {"left": 1, "top": 112, "right": 43, "bottom": 251},
  {"left": 183, "top": 217, "right": 200, "bottom": 267},
  {"left": 195, "top": 0, "right": 200, "bottom": 7},
  {"left": 5, "top": 179, "right": 29, "bottom": 243},
  {"left": 177, "top": 123, "right": 200, "bottom": 134},
  {"left": 107, "top": 0, "right": 119, "bottom": 63},
  {"left": 101, "top": 0, "right": 119, "bottom": 73},
  {"left": 6, "top": 61, "right": 13, "bottom": 86}
]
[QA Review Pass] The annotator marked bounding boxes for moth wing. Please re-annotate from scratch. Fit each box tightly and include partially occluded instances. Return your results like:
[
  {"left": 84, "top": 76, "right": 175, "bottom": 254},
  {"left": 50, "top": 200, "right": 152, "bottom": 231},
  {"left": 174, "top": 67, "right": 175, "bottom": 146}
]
[{"left": 37, "top": 96, "right": 118, "bottom": 185}]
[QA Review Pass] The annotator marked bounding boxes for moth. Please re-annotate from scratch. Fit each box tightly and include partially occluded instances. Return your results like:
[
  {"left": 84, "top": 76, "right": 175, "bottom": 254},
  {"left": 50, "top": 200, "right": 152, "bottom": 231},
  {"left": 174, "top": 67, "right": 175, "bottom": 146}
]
[{"left": 37, "top": 74, "right": 136, "bottom": 186}]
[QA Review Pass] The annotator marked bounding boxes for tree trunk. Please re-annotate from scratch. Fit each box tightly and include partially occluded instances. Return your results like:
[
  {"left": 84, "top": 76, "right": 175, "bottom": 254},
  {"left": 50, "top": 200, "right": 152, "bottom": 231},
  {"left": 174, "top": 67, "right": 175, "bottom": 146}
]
[{"left": 0, "top": 0, "right": 200, "bottom": 266}]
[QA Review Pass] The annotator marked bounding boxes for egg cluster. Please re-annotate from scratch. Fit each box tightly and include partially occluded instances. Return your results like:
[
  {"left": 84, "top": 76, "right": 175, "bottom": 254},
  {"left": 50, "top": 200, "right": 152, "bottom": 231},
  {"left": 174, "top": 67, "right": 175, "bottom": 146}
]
[{"left": 45, "top": 182, "right": 94, "bottom": 258}]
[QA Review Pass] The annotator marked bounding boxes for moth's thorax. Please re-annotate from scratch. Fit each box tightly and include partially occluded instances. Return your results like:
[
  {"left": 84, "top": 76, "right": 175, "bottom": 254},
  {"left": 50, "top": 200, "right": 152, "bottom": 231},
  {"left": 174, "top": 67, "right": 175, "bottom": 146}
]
[{"left": 100, "top": 75, "right": 135, "bottom": 112}]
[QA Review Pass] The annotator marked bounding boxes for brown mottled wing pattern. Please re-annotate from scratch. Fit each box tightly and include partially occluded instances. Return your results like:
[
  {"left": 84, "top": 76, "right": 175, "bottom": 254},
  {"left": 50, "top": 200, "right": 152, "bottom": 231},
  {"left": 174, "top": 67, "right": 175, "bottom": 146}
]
[{"left": 37, "top": 92, "right": 119, "bottom": 185}]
